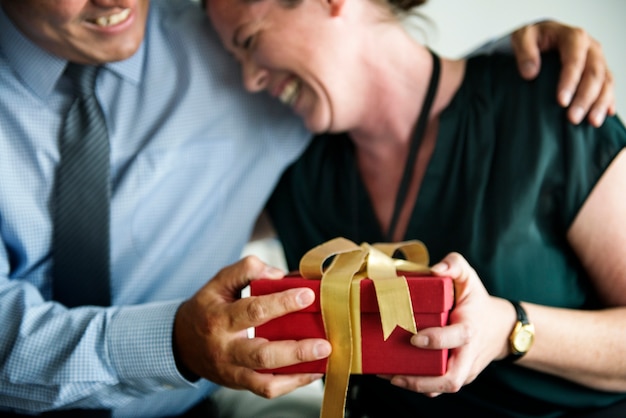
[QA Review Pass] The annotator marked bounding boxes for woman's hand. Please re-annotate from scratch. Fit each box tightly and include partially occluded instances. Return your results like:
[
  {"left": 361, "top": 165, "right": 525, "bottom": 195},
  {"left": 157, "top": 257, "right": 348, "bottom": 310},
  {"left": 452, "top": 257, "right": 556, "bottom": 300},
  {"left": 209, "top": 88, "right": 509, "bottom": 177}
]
[
  {"left": 383, "top": 252, "right": 514, "bottom": 397},
  {"left": 511, "top": 20, "right": 615, "bottom": 127}
]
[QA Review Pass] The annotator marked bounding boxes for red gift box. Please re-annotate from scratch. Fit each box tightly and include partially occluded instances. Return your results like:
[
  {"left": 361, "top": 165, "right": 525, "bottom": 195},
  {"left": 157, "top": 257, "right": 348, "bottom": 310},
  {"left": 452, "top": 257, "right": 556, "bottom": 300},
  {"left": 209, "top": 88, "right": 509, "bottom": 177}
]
[{"left": 251, "top": 274, "right": 453, "bottom": 375}]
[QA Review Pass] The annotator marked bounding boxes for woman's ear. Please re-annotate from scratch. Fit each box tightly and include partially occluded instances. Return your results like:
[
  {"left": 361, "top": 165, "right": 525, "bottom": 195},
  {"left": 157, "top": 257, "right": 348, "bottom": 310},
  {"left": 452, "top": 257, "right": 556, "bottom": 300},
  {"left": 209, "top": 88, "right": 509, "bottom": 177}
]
[{"left": 328, "top": 0, "right": 347, "bottom": 17}]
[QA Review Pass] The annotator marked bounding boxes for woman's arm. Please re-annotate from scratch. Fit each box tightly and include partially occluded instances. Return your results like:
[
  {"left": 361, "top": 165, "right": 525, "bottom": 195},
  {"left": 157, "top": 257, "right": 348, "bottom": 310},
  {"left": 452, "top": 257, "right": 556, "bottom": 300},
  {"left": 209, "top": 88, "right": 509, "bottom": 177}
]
[
  {"left": 387, "top": 151, "right": 626, "bottom": 395},
  {"left": 519, "top": 148, "right": 626, "bottom": 391}
]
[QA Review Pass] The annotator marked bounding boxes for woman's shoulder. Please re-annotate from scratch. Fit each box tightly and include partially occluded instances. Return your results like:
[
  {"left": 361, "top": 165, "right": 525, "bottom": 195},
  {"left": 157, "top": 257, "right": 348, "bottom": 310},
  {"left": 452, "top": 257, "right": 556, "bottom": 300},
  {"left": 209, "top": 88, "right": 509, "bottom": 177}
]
[
  {"left": 465, "top": 51, "right": 561, "bottom": 79},
  {"left": 463, "top": 52, "right": 561, "bottom": 105}
]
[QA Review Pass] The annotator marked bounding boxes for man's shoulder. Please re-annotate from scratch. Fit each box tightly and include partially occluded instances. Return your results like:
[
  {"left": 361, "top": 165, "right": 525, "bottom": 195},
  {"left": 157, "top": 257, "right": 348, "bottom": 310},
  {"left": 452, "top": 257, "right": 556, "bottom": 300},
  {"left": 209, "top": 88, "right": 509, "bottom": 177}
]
[
  {"left": 147, "top": 0, "right": 224, "bottom": 55},
  {"left": 150, "top": 0, "right": 202, "bottom": 16},
  {"left": 149, "top": 0, "right": 208, "bottom": 38}
]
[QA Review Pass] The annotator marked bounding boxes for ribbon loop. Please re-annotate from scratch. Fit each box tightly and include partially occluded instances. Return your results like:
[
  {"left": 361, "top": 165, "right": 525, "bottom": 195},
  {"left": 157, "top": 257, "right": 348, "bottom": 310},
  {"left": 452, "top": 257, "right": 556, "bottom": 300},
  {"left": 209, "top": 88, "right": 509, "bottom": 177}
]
[
  {"left": 373, "top": 240, "right": 430, "bottom": 268},
  {"left": 300, "top": 237, "right": 363, "bottom": 279}
]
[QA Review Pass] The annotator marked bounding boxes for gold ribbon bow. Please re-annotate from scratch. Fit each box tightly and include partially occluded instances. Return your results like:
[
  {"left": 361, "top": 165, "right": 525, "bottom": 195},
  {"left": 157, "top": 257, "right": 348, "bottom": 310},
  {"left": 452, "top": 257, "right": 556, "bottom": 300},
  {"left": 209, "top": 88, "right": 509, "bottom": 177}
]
[{"left": 299, "top": 237, "right": 431, "bottom": 418}]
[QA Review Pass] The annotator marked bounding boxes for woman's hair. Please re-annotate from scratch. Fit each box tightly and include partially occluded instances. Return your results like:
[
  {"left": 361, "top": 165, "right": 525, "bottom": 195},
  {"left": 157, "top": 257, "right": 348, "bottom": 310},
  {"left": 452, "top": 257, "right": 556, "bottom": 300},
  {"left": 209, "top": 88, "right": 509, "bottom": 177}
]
[
  {"left": 274, "top": 0, "right": 428, "bottom": 13},
  {"left": 387, "top": 0, "right": 427, "bottom": 13},
  {"left": 207, "top": 0, "right": 429, "bottom": 14}
]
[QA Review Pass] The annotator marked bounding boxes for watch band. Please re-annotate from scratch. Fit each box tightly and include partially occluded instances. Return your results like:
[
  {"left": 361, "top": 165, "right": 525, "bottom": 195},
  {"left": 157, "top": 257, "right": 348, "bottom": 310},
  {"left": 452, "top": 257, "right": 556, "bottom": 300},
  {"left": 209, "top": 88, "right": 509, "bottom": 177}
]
[
  {"left": 502, "top": 300, "right": 534, "bottom": 363},
  {"left": 511, "top": 300, "right": 529, "bottom": 326}
]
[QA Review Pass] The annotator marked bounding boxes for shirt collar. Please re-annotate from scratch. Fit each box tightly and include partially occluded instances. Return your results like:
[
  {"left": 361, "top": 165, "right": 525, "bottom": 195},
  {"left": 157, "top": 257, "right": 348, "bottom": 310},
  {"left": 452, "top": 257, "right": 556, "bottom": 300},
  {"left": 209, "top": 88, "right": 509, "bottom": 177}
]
[{"left": 0, "top": 6, "right": 145, "bottom": 100}]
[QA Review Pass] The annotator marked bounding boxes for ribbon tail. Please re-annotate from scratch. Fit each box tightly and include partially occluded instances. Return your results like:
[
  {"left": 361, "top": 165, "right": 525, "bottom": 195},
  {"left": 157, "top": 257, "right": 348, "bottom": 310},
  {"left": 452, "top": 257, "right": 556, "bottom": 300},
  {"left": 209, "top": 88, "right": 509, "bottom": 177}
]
[
  {"left": 374, "top": 277, "right": 418, "bottom": 340},
  {"left": 366, "top": 245, "right": 418, "bottom": 340},
  {"left": 320, "top": 249, "right": 367, "bottom": 418}
]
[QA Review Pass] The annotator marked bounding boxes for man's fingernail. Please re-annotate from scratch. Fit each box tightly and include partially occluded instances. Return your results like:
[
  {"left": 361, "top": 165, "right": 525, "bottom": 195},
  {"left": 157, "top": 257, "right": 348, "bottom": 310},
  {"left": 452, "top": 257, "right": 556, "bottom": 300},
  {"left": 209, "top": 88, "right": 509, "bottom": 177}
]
[
  {"left": 590, "top": 110, "right": 605, "bottom": 127},
  {"left": 559, "top": 90, "right": 573, "bottom": 107},
  {"left": 521, "top": 60, "right": 537, "bottom": 78},
  {"left": 570, "top": 105, "right": 585, "bottom": 124},
  {"left": 262, "top": 265, "right": 284, "bottom": 278},
  {"left": 296, "top": 289, "right": 314, "bottom": 307},
  {"left": 314, "top": 343, "right": 331, "bottom": 359},
  {"left": 309, "top": 373, "right": 324, "bottom": 382}
]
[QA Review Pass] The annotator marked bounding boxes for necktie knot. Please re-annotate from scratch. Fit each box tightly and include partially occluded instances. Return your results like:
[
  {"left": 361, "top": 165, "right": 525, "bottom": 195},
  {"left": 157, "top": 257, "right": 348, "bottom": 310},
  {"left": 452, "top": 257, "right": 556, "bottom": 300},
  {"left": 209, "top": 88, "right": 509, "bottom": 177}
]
[{"left": 65, "top": 63, "right": 99, "bottom": 98}]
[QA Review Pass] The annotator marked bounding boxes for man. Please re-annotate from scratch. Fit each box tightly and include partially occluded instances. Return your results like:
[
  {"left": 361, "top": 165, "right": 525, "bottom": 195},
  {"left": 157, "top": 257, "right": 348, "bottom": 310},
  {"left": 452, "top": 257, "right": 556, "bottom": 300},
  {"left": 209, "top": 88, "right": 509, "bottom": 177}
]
[{"left": 0, "top": 0, "right": 615, "bottom": 416}]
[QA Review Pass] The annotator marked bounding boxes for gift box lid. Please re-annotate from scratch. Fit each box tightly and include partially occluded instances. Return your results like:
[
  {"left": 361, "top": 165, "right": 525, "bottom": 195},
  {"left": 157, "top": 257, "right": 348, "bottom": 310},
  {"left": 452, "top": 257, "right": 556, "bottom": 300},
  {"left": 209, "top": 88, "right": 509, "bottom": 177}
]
[{"left": 251, "top": 273, "right": 453, "bottom": 314}]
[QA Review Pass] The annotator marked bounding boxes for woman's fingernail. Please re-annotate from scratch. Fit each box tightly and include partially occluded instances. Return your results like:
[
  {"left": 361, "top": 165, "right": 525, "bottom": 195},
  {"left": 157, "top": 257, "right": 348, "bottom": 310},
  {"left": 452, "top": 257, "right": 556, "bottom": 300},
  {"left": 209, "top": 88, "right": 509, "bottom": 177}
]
[
  {"left": 430, "top": 262, "right": 447, "bottom": 274},
  {"left": 412, "top": 334, "right": 429, "bottom": 347},
  {"left": 391, "top": 377, "right": 407, "bottom": 389}
]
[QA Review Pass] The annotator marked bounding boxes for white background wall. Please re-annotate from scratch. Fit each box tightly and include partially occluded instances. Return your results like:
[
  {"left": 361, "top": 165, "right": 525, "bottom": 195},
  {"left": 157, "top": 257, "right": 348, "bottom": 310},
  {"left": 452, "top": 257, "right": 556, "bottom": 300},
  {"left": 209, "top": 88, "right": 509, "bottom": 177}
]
[{"left": 407, "top": 0, "right": 626, "bottom": 116}]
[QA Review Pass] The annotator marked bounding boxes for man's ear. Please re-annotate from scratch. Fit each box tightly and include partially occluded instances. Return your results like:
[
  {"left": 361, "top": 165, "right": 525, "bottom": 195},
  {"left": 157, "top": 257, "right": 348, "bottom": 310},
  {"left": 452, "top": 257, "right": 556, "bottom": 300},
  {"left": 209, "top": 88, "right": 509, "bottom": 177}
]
[{"left": 328, "top": 0, "right": 347, "bottom": 17}]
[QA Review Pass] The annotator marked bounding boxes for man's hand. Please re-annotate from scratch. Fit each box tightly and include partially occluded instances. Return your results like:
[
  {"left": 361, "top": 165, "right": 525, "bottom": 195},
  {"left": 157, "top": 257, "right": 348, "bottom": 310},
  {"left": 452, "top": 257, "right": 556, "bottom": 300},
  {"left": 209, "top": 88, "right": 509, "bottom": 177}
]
[
  {"left": 512, "top": 20, "right": 615, "bottom": 127},
  {"left": 173, "top": 256, "right": 331, "bottom": 398}
]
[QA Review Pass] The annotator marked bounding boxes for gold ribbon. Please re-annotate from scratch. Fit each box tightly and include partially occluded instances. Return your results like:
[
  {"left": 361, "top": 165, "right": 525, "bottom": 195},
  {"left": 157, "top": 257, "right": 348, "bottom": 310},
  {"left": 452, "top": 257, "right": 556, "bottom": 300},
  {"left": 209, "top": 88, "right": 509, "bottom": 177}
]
[{"left": 299, "top": 237, "right": 431, "bottom": 418}]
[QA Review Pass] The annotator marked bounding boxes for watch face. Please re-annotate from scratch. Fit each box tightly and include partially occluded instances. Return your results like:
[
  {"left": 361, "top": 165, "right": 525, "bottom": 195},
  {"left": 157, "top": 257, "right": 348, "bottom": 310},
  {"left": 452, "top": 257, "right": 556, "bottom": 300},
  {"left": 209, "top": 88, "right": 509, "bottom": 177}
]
[{"left": 512, "top": 325, "right": 535, "bottom": 353}]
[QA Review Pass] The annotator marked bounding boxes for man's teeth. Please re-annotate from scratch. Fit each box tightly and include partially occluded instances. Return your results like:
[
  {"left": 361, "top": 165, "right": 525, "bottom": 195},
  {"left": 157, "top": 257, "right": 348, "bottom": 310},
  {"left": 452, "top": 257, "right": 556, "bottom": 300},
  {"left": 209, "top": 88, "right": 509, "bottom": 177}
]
[
  {"left": 279, "top": 79, "right": 300, "bottom": 106},
  {"left": 94, "top": 8, "right": 131, "bottom": 27}
]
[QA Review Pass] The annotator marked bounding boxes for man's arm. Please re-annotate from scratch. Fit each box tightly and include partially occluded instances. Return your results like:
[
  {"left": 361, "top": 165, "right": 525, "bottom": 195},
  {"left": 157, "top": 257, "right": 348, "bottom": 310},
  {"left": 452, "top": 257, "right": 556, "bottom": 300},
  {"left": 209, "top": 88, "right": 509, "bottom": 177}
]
[{"left": 0, "top": 251, "right": 195, "bottom": 413}]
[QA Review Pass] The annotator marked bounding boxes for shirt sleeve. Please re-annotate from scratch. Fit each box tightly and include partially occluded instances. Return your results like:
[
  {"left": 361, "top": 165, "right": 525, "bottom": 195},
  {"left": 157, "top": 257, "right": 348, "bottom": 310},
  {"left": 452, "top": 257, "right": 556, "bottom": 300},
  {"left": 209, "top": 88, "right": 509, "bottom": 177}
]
[
  {"left": 465, "top": 19, "right": 550, "bottom": 57},
  {"left": 0, "top": 259, "right": 196, "bottom": 413},
  {"left": 466, "top": 33, "right": 512, "bottom": 56}
]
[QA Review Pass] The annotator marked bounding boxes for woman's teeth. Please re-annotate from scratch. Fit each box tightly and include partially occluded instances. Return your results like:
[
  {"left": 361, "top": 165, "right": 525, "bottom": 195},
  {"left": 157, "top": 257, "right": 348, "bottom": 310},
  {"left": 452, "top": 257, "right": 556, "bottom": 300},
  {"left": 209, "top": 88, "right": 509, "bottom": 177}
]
[
  {"left": 93, "top": 8, "right": 131, "bottom": 27},
  {"left": 279, "top": 79, "right": 300, "bottom": 106}
]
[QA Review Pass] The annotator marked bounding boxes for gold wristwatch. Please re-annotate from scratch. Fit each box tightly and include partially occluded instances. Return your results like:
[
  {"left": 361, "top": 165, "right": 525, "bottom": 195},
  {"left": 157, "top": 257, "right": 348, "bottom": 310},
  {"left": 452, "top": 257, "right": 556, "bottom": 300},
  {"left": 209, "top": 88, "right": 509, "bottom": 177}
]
[{"left": 504, "top": 300, "right": 534, "bottom": 362}]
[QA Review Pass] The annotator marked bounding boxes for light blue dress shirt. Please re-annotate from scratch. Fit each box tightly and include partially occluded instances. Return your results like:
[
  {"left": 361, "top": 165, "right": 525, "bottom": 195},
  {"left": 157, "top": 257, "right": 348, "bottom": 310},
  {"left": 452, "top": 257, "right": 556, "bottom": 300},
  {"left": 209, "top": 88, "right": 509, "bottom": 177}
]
[{"left": 0, "top": 0, "right": 310, "bottom": 416}]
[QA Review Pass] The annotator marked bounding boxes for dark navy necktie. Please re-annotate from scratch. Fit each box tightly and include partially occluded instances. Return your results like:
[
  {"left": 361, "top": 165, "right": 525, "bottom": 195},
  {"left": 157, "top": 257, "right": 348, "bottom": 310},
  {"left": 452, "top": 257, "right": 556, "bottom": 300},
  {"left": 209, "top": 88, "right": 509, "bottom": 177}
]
[{"left": 52, "top": 63, "right": 111, "bottom": 308}]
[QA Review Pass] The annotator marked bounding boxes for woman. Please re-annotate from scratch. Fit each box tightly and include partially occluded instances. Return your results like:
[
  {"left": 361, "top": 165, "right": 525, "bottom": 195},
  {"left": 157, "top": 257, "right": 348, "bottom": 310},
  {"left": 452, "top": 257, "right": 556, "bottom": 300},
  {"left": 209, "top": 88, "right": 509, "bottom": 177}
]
[{"left": 207, "top": 0, "right": 626, "bottom": 416}]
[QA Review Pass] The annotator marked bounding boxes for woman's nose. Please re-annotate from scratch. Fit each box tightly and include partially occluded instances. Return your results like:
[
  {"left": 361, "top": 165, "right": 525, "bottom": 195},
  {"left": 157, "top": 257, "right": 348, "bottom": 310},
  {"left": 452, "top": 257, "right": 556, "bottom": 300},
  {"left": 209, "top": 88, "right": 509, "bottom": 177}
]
[{"left": 242, "top": 59, "right": 269, "bottom": 93}]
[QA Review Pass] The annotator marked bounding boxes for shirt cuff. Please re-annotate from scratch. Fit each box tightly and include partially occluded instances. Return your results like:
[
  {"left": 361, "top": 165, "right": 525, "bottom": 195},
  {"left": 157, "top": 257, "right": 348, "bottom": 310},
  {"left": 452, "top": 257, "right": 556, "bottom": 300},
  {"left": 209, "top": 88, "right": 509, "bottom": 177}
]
[{"left": 107, "top": 300, "right": 197, "bottom": 389}]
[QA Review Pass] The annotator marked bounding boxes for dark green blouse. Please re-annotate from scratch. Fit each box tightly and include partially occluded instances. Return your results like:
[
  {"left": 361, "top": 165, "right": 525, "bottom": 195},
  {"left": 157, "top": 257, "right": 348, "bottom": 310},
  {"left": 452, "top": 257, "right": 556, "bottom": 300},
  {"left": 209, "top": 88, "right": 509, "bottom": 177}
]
[{"left": 268, "top": 53, "right": 626, "bottom": 417}]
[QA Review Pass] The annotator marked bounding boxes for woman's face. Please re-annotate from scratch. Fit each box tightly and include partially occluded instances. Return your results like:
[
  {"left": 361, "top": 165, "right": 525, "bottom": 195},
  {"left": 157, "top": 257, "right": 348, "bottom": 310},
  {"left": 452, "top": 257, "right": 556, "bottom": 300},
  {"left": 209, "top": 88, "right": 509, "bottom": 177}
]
[{"left": 208, "top": 0, "right": 354, "bottom": 133}]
